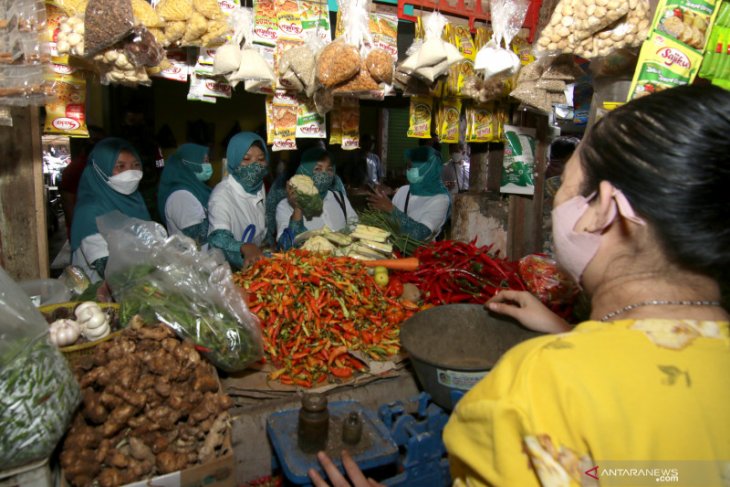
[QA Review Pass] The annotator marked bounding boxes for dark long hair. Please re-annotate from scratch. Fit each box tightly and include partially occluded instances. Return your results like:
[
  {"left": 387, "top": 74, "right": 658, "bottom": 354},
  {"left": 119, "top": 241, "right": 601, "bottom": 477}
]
[{"left": 579, "top": 85, "right": 730, "bottom": 289}]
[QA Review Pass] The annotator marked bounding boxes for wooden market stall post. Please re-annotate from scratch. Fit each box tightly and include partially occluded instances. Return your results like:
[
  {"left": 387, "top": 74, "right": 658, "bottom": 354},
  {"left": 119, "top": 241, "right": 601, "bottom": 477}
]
[
  {"left": 450, "top": 112, "right": 550, "bottom": 261},
  {"left": 0, "top": 106, "right": 49, "bottom": 280}
]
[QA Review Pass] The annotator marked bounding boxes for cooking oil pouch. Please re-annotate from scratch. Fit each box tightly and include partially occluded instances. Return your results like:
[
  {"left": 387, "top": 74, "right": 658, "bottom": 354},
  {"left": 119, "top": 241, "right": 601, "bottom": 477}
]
[
  {"left": 501, "top": 125, "right": 536, "bottom": 196},
  {"left": 466, "top": 102, "right": 502, "bottom": 143},
  {"left": 438, "top": 97, "right": 461, "bottom": 143},
  {"left": 407, "top": 95, "right": 433, "bottom": 138},
  {"left": 628, "top": 32, "right": 703, "bottom": 99}
]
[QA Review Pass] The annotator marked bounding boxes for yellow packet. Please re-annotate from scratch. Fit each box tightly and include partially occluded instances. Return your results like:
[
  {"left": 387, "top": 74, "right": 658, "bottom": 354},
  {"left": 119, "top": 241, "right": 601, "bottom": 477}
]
[
  {"left": 628, "top": 32, "right": 704, "bottom": 100},
  {"left": 465, "top": 102, "right": 499, "bottom": 143},
  {"left": 329, "top": 108, "right": 342, "bottom": 146},
  {"left": 341, "top": 97, "right": 360, "bottom": 150},
  {"left": 438, "top": 98, "right": 461, "bottom": 143},
  {"left": 651, "top": 0, "right": 720, "bottom": 52},
  {"left": 511, "top": 35, "right": 536, "bottom": 66},
  {"left": 407, "top": 96, "right": 433, "bottom": 139},
  {"left": 49, "top": 0, "right": 87, "bottom": 16},
  {"left": 44, "top": 66, "right": 89, "bottom": 137},
  {"left": 474, "top": 25, "right": 493, "bottom": 50}
]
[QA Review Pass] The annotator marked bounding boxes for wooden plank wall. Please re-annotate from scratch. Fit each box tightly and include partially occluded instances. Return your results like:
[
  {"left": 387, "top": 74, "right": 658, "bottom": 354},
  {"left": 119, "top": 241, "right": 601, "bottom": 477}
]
[{"left": 0, "top": 107, "right": 48, "bottom": 280}]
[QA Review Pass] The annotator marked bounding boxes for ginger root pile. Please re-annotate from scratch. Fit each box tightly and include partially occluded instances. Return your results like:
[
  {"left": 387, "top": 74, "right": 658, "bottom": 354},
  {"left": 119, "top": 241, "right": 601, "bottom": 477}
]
[{"left": 60, "top": 324, "right": 233, "bottom": 487}]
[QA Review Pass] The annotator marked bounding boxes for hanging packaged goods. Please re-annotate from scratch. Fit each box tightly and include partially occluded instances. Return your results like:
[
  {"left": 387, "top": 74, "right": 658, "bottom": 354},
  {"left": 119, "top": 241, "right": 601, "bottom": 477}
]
[
  {"left": 536, "top": 0, "right": 651, "bottom": 59},
  {"left": 0, "top": 0, "right": 51, "bottom": 106},
  {"left": 501, "top": 125, "right": 537, "bottom": 196},
  {"left": 629, "top": 0, "right": 721, "bottom": 98},
  {"left": 699, "top": 1, "right": 730, "bottom": 88}
]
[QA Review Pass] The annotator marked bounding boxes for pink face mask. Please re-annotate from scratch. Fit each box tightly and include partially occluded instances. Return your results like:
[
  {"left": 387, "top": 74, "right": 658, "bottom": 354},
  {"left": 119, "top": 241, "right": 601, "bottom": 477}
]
[{"left": 552, "top": 190, "right": 645, "bottom": 285}]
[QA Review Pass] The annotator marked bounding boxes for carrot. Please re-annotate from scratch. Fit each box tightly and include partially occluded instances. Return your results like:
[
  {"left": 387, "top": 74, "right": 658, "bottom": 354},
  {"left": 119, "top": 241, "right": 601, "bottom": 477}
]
[{"left": 363, "top": 257, "right": 419, "bottom": 271}]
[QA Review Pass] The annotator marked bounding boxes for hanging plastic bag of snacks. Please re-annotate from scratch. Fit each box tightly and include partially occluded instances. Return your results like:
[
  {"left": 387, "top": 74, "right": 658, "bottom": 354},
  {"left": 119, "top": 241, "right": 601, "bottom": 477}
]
[{"left": 83, "top": 0, "right": 135, "bottom": 57}]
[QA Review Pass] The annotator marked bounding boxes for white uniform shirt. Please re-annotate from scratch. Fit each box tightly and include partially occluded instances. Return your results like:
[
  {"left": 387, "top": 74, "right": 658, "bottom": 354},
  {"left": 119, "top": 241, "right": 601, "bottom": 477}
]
[
  {"left": 392, "top": 185, "right": 450, "bottom": 237},
  {"left": 72, "top": 233, "right": 107, "bottom": 283},
  {"left": 164, "top": 190, "right": 206, "bottom": 236},
  {"left": 276, "top": 190, "right": 358, "bottom": 239},
  {"left": 208, "top": 174, "right": 267, "bottom": 246}
]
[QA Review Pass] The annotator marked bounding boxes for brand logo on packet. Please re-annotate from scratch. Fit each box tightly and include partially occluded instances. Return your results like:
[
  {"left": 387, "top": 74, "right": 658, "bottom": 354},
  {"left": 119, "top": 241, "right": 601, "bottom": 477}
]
[
  {"left": 164, "top": 66, "right": 183, "bottom": 74},
  {"left": 52, "top": 63, "right": 74, "bottom": 75},
  {"left": 52, "top": 117, "right": 80, "bottom": 131},
  {"left": 205, "top": 81, "right": 231, "bottom": 95},
  {"left": 279, "top": 23, "right": 302, "bottom": 35},
  {"left": 218, "top": 0, "right": 235, "bottom": 12},
  {"left": 255, "top": 27, "right": 277, "bottom": 39},
  {"left": 274, "top": 139, "right": 297, "bottom": 150},
  {"left": 299, "top": 124, "right": 322, "bottom": 134},
  {"left": 657, "top": 47, "right": 690, "bottom": 68}
]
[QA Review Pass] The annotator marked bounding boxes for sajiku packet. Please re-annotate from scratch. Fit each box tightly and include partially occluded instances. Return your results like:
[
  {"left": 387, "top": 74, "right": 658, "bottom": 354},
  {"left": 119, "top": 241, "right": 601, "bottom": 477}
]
[{"left": 628, "top": 32, "right": 703, "bottom": 99}]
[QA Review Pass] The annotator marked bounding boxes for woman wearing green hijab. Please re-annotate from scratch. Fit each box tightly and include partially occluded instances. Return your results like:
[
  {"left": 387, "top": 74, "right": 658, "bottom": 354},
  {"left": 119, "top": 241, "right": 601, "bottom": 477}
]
[
  {"left": 158, "top": 143, "right": 212, "bottom": 246},
  {"left": 368, "top": 146, "right": 450, "bottom": 241},
  {"left": 71, "top": 137, "right": 149, "bottom": 283},
  {"left": 275, "top": 147, "right": 357, "bottom": 247},
  {"left": 208, "top": 132, "right": 269, "bottom": 269}
]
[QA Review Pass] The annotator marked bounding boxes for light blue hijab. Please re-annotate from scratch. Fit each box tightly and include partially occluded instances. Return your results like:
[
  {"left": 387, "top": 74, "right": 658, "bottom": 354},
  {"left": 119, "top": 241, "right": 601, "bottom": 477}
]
[
  {"left": 70, "top": 138, "right": 149, "bottom": 251},
  {"left": 226, "top": 132, "right": 269, "bottom": 195},
  {"left": 405, "top": 146, "right": 449, "bottom": 197},
  {"left": 157, "top": 143, "right": 211, "bottom": 225}
]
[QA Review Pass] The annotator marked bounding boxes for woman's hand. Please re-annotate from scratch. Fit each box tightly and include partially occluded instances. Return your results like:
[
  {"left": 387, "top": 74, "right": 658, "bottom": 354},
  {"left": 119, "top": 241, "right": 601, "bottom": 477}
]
[
  {"left": 287, "top": 184, "right": 303, "bottom": 221},
  {"left": 486, "top": 290, "right": 571, "bottom": 334},
  {"left": 367, "top": 189, "right": 394, "bottom": 213},
  {"left": 308, "top": 451, "right": 384, "bottom": 487},
  {"left": 240, "top": 243, "right": 264, "bottom": 267}
]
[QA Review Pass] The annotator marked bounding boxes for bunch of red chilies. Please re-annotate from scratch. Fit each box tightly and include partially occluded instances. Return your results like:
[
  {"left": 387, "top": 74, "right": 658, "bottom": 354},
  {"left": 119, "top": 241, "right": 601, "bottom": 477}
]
[{"left": 396, "top": 240, "right": 526, "bottom": 305}]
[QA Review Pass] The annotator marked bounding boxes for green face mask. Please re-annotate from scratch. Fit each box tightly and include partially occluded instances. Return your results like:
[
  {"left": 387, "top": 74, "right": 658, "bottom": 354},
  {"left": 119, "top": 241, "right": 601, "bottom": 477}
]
[
  {"left": 231, "top": 163, "right": 268, "bottom": 193},
  {"left": 312, "top": 171, "right": 334, "bottom": 195}
]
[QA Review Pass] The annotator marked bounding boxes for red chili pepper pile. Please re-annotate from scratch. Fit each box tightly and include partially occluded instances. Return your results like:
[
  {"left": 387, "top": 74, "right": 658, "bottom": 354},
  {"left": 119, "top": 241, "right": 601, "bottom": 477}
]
[
  {"left": 396, "top": 240, "right": 526, "bottom": 305},
  {"left": 233, "top": 250, "right": 417, "bottom": 388}
]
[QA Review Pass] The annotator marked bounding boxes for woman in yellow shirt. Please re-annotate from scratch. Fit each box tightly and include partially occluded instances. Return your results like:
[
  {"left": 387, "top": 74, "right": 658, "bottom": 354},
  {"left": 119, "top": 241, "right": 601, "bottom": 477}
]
[{"left": 308, "top": 85, "right": 729, "bottom": 487}]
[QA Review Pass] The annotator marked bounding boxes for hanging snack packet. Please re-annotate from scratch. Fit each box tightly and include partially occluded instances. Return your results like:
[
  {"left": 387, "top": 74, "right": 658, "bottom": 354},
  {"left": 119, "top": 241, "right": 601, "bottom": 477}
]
[
  {"left": 83, "top": 0, "right": 135, "bottom": 57},
  {"left": 501, "top": 125, "right": 536, "bottom": 195},
  {"left": 271, "top": 91, "right": 298, "bottom": 151},
  {"left": 329, "top": 98, "right": 343, "bottom": 145},
  {"left": 407, "top": 95, "right": 433, "bottom": 138},
  {"left": 341, "top": 97, "right": 360, "bottom": 150},
  {"left": 437, "top": 97, "right": 462, "bottom": 143},
  {"left": 628, "top": 32, "right": 703, "bottom": 99},
  {"left": 652, "top": 0, "right": 720, "bottom": 52},
  {"left": 44, "top": 65, "right": 89, "bottom": 137},
  {"left": 253, "top": 0, "right": 277, "bottom": 46},
  {"left": 297, "top": 97, "right": 326, "bottom": 138}
]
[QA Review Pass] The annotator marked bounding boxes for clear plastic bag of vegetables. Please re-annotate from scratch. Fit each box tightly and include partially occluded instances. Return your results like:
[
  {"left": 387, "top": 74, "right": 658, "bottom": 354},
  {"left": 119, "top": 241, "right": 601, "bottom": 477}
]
[
  {"left": 0, "top": 267, "right": 81, "bottom": 469},
  {"left": 97, "top": 211, "right": 263, "bottom": 372}
]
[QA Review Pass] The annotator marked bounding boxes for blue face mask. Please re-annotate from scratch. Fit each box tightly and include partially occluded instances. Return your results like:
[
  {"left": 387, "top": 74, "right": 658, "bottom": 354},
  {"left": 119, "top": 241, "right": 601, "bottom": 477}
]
[
  {"left": 195, "top": 163, "right": 213, "bottom": 182},
  {"left": 231, "top": 162, "right": 268, "bottom": 193},
  {"left": 407, "top": 163, "right": 431, "bottom": 184},
  {"left": 185, "top": 159, "right": 213, "bottom": 182}
]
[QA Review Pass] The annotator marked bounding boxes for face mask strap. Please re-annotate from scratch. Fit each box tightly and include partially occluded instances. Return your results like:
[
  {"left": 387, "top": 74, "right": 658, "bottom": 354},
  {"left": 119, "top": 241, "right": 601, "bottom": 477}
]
[
  {"left": 613, "top": 190, "right": 646, "bottom": 225},
  {"left": 92, "top": 161, "right": 110, "bottom": 183}
]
